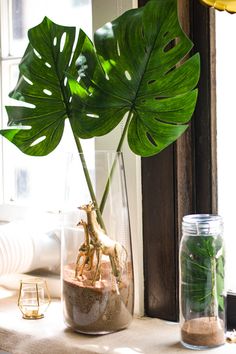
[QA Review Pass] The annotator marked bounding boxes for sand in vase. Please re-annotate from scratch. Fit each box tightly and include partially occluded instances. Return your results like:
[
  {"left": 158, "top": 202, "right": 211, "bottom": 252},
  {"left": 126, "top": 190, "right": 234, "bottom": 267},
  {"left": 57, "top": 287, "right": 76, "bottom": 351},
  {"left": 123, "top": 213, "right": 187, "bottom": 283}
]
[
  {"left": 63, "top": 262, "right": 133, "bottom": 334},
  {"left": 181, "top": 317, "right": 225, "bottom": 348}
]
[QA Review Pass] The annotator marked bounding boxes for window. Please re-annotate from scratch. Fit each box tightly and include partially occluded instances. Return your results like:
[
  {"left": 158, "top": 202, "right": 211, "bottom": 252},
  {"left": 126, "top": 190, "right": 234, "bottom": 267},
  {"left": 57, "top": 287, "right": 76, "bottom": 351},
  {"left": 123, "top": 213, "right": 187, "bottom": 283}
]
[
  {"left": 0, "top": 0, "right": 139, "bottom": 212},
  {"left": 0, "top": 0, "right": 93, "bottom": 211}
]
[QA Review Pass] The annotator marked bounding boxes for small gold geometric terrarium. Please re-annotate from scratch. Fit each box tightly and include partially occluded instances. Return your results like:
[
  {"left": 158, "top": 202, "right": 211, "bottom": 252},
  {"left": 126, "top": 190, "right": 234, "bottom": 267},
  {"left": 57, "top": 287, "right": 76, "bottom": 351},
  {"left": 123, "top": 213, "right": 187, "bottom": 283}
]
[{"left": 18, "top": 278, "right": 50, "bottom": 319}]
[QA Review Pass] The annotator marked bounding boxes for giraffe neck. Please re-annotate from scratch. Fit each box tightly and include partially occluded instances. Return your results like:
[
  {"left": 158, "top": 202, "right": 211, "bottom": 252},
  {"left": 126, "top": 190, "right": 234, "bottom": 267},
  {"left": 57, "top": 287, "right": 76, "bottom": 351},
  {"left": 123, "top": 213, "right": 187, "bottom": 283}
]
[{"left": 87, "top": 210, "right": 100, "bottom": 241}]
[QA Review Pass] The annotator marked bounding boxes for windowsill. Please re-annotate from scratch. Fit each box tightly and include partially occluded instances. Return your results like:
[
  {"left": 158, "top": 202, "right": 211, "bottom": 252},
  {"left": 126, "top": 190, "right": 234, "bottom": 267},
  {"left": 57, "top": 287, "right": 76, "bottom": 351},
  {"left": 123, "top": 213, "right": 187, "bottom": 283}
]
[{"left": 0, "top": 290, "right": 235, "bottom": 354}]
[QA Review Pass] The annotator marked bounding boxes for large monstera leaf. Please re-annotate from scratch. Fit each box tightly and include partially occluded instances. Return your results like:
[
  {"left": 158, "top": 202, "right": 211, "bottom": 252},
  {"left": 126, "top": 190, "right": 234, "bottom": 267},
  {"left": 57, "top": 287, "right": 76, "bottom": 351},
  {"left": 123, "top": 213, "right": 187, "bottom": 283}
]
[
  {"left": 70, "top": 0, "right": 200, "bottom": 157},
  {"left": 0, "top": 0, "right": 200, "bottom": 158},
  {"left": 0, "top": 17, "right": 83, "bottom": 155}
]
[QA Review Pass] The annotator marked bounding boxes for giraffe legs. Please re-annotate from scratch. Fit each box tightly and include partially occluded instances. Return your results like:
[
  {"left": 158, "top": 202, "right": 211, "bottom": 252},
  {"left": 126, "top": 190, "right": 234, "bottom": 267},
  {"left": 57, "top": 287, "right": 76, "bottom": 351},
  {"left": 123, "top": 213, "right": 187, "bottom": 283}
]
[{"left": 74, "top": 220, "right": 94, "bottom": 279}]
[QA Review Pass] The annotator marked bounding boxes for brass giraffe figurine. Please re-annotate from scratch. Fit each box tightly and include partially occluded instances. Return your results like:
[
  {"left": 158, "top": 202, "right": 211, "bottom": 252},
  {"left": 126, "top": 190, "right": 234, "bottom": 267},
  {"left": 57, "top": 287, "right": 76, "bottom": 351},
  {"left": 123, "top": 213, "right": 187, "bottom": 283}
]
[
  {"left": 75, "top": 219, "right": 94, "bottom": 278},
  {"left": 75, "top": 202, "right": 127, "bottom": 285}
]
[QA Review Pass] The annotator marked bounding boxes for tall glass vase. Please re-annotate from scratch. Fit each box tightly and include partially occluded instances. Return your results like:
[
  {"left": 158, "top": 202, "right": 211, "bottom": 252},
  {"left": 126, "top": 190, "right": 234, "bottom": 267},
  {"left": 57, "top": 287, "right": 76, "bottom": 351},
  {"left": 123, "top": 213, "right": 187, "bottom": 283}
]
[{"left": 62, "top": 151, "right": 134, "bottom": 334}]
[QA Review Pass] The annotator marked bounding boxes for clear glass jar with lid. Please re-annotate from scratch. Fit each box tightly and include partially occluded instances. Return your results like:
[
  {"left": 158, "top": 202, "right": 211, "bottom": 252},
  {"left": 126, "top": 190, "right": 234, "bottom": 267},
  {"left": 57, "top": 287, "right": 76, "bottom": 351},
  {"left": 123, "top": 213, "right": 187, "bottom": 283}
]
[{"left": 179, "top": 214, "right": 226, "bottom": 350}]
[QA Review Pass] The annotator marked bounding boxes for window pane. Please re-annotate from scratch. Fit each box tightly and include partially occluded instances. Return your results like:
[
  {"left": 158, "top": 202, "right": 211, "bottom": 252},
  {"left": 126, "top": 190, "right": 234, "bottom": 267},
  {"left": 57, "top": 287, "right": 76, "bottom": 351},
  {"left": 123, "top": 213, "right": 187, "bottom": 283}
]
[
  {"left": 2, "top": 126, "right": 94, "bottom": 209},
  {"left": 10, "top": 0, "right": 92, "bottom": 57},
  {"left": 1, "top": 0, "right": 94, "bottom": 209},
  {"left": 216, "top": 11, "right": 236, "bottom": 291},
  {"left": 1, "top": 60, "right": 19, "bottom": 108}
]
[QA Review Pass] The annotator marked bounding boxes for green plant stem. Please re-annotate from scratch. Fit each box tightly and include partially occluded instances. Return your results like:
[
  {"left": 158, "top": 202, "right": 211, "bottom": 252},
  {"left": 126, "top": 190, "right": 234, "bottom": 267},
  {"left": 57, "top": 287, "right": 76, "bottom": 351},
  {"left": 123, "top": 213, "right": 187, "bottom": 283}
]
[
  {"left": 99, "top": 110, "right": 133, "bottom": 214},
  {"left": 210, "top": 257, "right": 217, "bottom": 317},
  {"left": 73, "top": 132, "right": 106, "bottom": 232}
]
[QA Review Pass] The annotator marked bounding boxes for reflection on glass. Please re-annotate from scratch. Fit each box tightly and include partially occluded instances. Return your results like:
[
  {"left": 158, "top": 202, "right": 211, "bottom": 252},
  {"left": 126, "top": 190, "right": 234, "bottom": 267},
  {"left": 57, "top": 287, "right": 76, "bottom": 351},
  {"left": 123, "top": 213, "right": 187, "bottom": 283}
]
[
  {"left": 15, "top": 168, "right": 30, "bottom": 200},
  {"left": 12, "top": 0, "right": 23, "bottom": 39}
]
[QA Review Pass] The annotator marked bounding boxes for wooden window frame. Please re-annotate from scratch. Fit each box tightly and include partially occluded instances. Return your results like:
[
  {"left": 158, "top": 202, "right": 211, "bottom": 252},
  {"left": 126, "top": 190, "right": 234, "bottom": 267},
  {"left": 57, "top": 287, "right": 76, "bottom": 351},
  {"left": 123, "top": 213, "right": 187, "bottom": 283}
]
[{"left": 139, "top": 0, "right": 217, "bottom": 321}]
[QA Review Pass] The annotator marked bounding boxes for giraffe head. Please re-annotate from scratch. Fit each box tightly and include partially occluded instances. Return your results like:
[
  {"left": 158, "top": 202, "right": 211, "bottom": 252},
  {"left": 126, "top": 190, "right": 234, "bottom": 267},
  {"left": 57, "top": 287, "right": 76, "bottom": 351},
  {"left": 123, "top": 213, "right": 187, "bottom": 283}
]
[{"left": 78, "top": 201, "right": 95, "bottom": 213}]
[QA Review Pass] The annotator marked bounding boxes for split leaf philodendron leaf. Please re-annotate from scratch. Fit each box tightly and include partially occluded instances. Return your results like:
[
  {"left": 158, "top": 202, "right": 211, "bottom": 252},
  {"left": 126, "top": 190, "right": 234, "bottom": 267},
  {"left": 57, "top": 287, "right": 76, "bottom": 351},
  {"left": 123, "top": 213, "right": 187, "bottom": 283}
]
[
  {"left": 0, "top": 0, "right": 200, "bottom": 158},
  {"left": 0, "top": 17, "right": 84, "bottom": 156},
  {"left": 70, "top": 0, "right": 200, "bottom": 157}
]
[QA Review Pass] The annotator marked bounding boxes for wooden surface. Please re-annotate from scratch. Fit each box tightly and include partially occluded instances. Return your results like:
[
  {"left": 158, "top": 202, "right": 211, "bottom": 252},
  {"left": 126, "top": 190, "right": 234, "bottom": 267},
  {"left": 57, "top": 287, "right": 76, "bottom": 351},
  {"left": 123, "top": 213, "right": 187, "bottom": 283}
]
[
  {"left": 0, "top": 292, "right": 234, "bottom": 354},
  {"left": 190, "top": 1, "right": 217, "bottom": 213},
  {"left": 142, "top": 147, "right": 177, "bottom": 321}
]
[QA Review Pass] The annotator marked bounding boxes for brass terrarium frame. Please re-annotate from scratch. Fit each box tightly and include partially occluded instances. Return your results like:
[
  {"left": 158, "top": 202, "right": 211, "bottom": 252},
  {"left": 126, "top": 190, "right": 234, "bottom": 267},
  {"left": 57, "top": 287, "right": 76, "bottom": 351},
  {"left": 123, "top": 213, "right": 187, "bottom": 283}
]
[{"left": 18, "top": 278, "right": 51, "bottom": 319}]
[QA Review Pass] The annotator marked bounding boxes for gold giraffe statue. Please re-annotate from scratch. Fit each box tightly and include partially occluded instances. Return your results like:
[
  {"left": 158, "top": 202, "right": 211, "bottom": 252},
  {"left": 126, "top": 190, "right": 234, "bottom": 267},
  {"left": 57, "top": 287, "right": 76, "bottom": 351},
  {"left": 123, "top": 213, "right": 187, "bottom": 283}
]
[{"left": 75, "top": 202, "right": 127, "bottom": 285}]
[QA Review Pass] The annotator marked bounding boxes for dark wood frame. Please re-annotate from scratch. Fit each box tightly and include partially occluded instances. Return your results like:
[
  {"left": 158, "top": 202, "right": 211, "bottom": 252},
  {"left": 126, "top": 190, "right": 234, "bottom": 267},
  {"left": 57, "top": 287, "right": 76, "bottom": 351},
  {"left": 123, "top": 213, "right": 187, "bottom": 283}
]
[{"left": 139, "top": 0, "right": 217, "bottom": 321}]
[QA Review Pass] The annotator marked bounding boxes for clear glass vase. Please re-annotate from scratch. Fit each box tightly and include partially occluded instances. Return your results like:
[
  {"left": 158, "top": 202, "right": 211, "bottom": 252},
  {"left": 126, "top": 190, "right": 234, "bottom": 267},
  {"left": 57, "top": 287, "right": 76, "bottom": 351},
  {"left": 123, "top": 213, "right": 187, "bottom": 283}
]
[
  {"left": 61, "top": 151, "right": 134, "bottom": 334},
  {"left": 179, "top": 214, "right": 226, "bottom": 350}
]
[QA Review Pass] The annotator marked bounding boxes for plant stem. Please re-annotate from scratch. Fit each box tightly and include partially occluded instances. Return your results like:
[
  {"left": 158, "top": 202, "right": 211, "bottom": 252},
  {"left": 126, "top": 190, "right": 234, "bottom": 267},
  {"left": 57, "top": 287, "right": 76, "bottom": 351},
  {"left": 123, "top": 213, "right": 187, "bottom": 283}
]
[
  {"left": 210, "top": 256, "right": 218, "bottom": 318},
  {"left": 99, "top": 110, "right": 133, "bottom": 214},
  {"left": 73, "top": 132, "right": 106, "bottom": 232}
]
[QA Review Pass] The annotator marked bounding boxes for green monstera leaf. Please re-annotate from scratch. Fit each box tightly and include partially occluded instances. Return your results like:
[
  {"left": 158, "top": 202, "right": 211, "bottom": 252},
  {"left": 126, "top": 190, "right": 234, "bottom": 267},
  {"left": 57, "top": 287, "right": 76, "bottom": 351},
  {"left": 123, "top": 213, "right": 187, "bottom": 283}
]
[
  {"left": 0, "top": 17, "right": 83, "bottom": 156},
  {"left": 70, "top": 0, "right": 200, "bottom": 157},
  {"left": 0, "top": 0, "right": 200, "bottom": 158}
]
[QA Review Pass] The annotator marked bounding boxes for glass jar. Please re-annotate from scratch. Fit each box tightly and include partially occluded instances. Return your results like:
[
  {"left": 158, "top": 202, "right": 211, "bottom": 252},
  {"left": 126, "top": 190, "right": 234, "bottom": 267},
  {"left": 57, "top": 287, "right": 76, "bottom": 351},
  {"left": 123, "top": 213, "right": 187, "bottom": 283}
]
[
  {"left": 179, "top": 214, "right": 226, "bottom": 350},
  {"left": 62, "top": 151, "right": 134, "bottom": 334}
]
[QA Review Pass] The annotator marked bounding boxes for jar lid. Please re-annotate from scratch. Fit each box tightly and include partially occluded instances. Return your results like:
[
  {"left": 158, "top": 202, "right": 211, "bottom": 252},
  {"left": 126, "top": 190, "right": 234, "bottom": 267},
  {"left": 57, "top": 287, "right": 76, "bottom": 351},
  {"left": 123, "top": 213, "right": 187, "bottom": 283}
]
[{"left": 182, "top": 214, "right": 223, "bottom": 236}]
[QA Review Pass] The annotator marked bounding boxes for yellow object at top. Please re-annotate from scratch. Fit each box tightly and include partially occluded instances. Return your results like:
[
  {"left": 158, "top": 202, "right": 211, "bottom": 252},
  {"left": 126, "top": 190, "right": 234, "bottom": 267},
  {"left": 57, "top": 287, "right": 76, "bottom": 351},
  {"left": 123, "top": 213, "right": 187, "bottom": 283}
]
[{"left": 199, "top": 0, "right": 236, "bottom": 13}]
